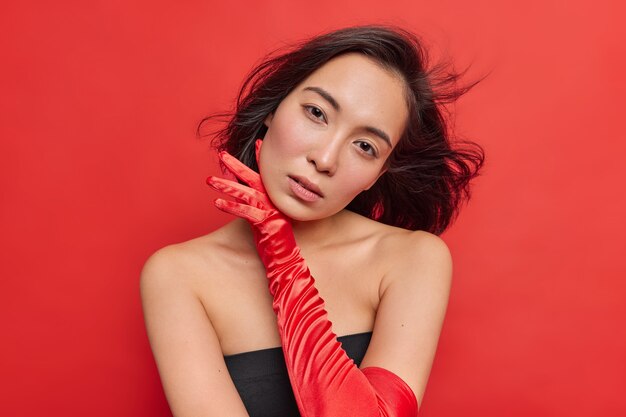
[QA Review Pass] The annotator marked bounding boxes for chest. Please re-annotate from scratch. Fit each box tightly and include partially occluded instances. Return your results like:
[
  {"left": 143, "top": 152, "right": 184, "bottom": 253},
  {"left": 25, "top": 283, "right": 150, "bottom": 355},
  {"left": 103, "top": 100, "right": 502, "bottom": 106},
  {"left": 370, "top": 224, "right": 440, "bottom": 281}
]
[{"left": 197, "top": 248, "right": 383, "bottom": 356}]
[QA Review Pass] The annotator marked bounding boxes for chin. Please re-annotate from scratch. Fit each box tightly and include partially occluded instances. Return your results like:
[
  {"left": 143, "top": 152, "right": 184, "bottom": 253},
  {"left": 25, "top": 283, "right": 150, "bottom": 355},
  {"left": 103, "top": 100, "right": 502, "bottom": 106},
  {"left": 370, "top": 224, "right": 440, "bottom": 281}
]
[
  {"left": 279, "top": 205, "right": 323, "bottom": 222},
  {"left": 266, "top": 185, "right": 345, "bottom": 222},
  {"left": 283, "top": 201, "right": 346, "bottom": 223},
  {"left": 268, "top": 197, "right": 320, "bottom": 221}
]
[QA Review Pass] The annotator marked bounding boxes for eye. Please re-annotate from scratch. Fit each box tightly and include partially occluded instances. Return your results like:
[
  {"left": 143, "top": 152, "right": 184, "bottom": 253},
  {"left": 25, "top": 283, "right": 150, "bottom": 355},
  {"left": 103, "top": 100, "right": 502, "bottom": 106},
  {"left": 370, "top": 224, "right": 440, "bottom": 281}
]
[
  {"left": 355, "top": 140, "right": 378, "bottom": 157},
  {"left": 303, "top": 105, "right": 327, "bottom": 123}
]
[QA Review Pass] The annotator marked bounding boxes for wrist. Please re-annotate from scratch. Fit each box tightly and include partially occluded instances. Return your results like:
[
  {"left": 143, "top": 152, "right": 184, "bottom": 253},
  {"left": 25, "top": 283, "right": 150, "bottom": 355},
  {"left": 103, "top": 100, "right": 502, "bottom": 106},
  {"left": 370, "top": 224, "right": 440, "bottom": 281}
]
[{"left": 253, "top": 211, "right": 296, "bottom": 257}]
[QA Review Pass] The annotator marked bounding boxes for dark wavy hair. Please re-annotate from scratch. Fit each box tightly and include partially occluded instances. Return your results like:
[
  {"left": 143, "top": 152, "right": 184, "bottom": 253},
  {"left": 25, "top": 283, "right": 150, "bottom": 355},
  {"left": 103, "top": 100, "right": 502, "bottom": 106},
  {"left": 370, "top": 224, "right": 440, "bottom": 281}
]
[{"left": 198, "top": 24, "right": 486, "bottom": 235}]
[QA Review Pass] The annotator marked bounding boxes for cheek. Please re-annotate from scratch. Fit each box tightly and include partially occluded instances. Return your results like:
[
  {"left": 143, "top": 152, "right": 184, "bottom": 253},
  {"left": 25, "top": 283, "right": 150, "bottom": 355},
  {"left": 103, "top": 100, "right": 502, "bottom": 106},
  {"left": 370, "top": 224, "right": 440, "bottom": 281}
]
[
  {"left": 265, "top": 112, "right": 317, "bottom": 156},
  {"left": 334, "top": 165, "right": 382, "bottom": 197}
]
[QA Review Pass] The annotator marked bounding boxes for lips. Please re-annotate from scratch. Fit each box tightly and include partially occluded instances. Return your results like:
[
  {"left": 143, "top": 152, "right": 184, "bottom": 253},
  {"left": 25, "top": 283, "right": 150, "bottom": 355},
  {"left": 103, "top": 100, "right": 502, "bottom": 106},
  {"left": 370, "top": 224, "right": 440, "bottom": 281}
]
[{"left": 288, "top": 175, "right": 324, "bottom": 198}]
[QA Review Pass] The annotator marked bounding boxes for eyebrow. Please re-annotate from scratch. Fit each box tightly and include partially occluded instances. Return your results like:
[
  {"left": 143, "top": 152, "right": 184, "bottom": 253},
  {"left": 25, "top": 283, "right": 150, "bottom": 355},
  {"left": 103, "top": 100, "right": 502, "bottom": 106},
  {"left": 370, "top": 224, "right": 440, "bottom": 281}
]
[{"left": 302, "top": 86, "right": 392, "bottom": 148}]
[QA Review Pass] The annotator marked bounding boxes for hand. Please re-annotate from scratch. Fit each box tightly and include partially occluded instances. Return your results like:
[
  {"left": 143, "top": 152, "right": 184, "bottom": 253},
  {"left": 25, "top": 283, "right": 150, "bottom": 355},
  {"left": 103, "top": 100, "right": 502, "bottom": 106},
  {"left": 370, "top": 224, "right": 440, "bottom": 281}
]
[
  {"left": 206, "top": 139, "right": 276, "bottom": 224},
  {"left": 206, "top": 140, "right": 301, "bottom": 285}
]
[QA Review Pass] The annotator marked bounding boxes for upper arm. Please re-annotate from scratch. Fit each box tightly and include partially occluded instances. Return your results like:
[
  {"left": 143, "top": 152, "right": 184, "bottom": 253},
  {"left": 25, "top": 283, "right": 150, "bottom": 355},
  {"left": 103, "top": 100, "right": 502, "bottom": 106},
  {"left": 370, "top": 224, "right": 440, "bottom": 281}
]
[
  {"left": 359, "top": 231, "right": 453, "bottom": 406},
  {"left": 140, "top": 245, "right": 249, "bottom": 417}
]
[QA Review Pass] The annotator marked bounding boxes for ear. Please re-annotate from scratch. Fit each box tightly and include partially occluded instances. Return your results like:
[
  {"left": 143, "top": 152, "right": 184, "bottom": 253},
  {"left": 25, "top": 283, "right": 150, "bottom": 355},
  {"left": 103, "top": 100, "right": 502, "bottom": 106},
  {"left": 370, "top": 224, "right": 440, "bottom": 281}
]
[
  {"left": 364, "top": 167, "right": 387, "bottom": 191},
  {"left": 263, "top": 112, "right": 274, "bottom": 128}
]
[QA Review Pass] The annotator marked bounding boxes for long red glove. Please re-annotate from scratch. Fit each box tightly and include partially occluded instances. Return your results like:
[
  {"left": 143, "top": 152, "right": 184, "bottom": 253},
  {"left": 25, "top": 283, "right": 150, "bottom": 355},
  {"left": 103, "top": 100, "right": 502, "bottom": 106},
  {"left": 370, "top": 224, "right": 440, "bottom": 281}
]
[{"left": 207, "top": 140, "right": 418, "bottom": 417}]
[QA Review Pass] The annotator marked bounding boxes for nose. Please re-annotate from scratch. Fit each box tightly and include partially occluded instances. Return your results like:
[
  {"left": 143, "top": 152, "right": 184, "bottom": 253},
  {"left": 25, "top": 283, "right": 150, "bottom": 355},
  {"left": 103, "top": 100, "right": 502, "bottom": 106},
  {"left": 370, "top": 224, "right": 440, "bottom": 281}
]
[{"left": 306, "top": 135, "right": 341, "bottom": 176}]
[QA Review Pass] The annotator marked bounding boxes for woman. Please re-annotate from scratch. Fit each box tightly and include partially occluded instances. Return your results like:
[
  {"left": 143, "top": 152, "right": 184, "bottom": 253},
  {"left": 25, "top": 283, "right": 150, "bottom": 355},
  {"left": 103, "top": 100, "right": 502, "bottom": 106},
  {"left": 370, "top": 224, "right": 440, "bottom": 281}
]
[{"left": 141, "top": 25, "right": 484, "bottom": 417}]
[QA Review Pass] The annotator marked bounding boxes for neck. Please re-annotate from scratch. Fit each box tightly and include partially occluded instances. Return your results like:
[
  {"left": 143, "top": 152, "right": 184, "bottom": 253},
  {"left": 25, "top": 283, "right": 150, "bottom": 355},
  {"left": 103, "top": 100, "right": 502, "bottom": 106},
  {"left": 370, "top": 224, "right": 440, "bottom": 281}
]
[{"left": 291, "top": 209, "right": 347, "bottom": 250}]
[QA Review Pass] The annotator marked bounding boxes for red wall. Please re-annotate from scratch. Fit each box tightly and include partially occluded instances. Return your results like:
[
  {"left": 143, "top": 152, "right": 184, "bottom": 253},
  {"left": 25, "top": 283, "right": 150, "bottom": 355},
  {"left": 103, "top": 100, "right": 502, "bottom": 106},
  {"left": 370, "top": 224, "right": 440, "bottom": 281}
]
[{"left": 1, "top": 1, "right": 624, "bottom": 416}]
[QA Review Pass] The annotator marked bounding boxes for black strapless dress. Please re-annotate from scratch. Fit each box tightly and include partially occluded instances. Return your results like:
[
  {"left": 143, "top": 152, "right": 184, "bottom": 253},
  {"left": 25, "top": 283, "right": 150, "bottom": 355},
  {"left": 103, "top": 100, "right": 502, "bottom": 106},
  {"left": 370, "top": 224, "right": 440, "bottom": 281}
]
[{"left": 224, "top": 332, "right": 373, "bottom": 417}]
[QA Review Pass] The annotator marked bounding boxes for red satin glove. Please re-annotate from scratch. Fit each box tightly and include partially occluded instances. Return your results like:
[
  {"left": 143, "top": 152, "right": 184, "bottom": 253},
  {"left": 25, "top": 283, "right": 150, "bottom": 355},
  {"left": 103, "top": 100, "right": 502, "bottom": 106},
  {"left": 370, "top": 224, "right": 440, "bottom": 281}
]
[{"left": 206, "top": 140, "right": 418, "bottom": 417}]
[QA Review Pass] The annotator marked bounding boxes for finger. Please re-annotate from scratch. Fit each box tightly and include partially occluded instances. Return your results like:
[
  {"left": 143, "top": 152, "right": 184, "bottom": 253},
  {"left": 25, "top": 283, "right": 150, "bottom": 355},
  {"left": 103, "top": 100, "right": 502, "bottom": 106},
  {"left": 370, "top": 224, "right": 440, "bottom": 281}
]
[
  {"left": 206, "top": 176, "right": 268, "bottom": 208},
  {"left": 219, "top": 151, "right": 265, "bottom": 191},
  {"left": 213, "top": 198, "right": 268, "bottom": 223}
]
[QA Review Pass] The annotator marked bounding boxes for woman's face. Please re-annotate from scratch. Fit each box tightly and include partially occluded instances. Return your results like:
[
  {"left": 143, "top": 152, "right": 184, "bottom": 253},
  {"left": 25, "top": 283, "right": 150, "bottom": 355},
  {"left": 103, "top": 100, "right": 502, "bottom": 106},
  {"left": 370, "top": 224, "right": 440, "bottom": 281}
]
[{"left": 259, "top": 52, "right": 409, "bottom": 221}]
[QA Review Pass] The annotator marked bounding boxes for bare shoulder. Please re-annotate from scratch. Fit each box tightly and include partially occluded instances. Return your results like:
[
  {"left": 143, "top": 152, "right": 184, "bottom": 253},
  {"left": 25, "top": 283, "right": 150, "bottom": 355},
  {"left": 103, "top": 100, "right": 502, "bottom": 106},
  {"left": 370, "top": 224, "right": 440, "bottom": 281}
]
[
  {"left": 341, "top": 210, "right": 453, "bottom": 288},
  {"left": 139, "top": 220, "right": 252, "bottom": 416},
  {"left": 139, "top": 239, "right": 201, "bottom": 289},
  {"left": 140, "top": 219, "right": 255, "bottom": 295},
  {"left": 379, "top": 227, "right": 453, "bottom": 289}
]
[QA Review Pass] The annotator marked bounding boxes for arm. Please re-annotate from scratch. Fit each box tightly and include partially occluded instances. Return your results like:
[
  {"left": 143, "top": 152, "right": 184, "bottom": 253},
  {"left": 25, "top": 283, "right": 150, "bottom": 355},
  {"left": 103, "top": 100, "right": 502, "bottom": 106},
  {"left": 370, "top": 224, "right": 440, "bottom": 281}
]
[
  {"left": 207, "top": 141, "right": 451, "bottom": 416},
  {"left": 260, "top": 228, "right": 451, "bottom": 414},
  {"left": 140, "top": 245, "right": 250, "bottom": 417},
  {"left": 359, "top": 231, "right": 453, "bottom": 407}
]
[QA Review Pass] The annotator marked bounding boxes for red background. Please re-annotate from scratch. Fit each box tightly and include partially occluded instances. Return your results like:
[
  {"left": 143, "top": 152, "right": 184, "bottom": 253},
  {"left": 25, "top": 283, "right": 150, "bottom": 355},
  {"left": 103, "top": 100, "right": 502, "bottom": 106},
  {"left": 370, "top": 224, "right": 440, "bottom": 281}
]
[{"left": 1, "top": 1, "right": 625, "bottom": 416}]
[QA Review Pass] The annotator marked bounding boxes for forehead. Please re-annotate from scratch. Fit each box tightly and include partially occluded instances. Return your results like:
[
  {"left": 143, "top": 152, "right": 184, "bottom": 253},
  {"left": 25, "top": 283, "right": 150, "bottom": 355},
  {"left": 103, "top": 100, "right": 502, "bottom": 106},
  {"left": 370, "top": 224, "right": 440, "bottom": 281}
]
[{"left": 294, "top": 53, "right": 409, "bottom": 145}]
